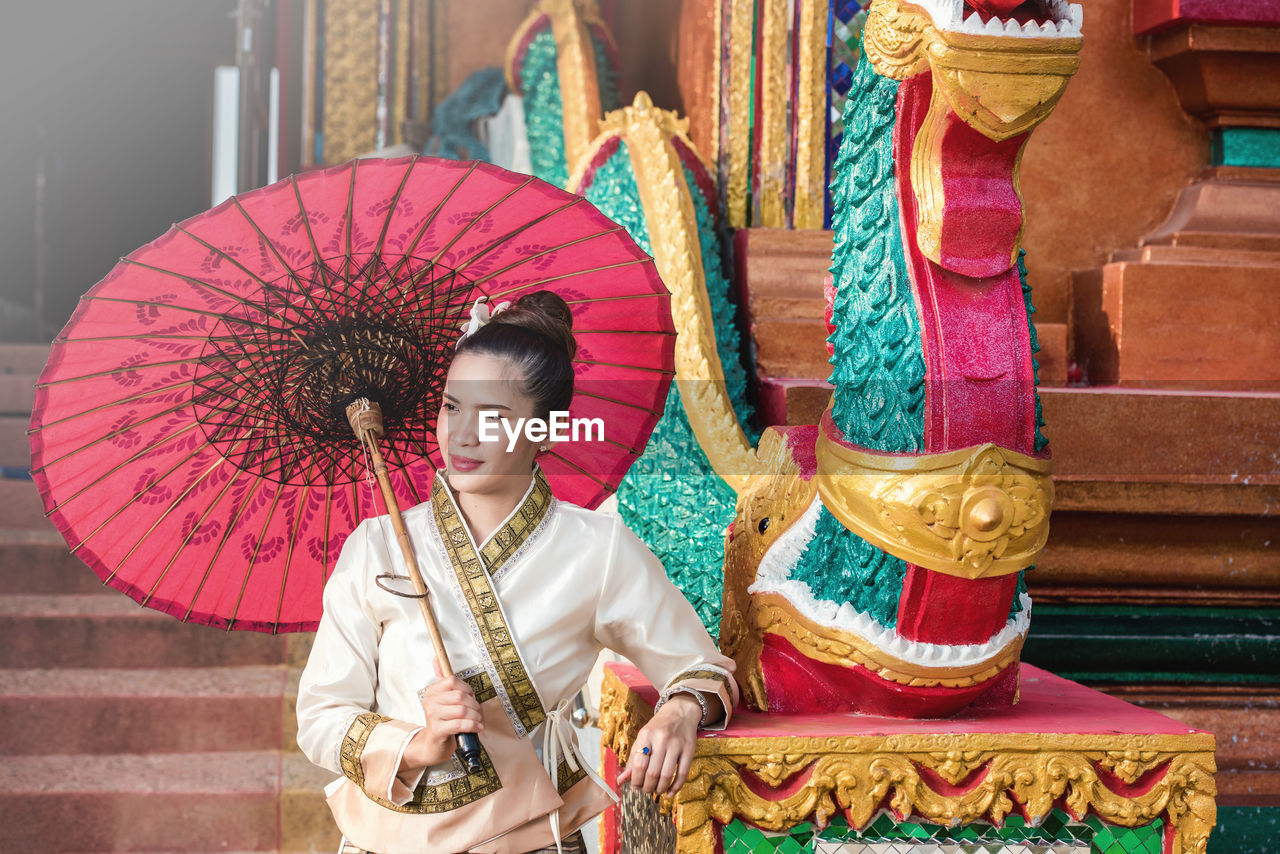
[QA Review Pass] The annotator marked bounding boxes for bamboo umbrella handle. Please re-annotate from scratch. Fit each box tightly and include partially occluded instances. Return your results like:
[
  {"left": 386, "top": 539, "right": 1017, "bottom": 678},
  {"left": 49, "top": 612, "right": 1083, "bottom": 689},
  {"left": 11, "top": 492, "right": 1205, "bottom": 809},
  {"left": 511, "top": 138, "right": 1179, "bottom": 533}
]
[{"left": 346, "top": 399, "right": 484, "bottom": 773}]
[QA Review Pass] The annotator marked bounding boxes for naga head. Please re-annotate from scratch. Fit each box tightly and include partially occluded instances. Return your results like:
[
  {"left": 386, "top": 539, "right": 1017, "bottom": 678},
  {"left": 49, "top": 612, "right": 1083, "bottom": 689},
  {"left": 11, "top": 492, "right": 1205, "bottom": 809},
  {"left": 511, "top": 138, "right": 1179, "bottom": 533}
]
[{"left": 863, "top": 0, "right": 1082, "bottom": 277}]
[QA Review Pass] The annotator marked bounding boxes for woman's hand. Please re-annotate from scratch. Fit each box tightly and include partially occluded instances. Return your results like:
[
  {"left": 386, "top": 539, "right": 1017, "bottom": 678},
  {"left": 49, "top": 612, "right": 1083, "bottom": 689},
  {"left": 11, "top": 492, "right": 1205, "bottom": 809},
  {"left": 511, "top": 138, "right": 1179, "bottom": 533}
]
[
  {"left": 617, "top": 693, "right": 701, "bottom": 796},
  {"left": 399, "top": 661, "right": 483, "bottom": 774}
]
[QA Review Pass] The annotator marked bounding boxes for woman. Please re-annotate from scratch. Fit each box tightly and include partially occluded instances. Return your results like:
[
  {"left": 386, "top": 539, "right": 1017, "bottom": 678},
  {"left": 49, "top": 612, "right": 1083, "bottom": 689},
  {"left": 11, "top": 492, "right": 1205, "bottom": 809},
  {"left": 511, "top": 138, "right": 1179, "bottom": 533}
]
[{"left": 296, "top": 291, "right": 738, "bottom": 854}]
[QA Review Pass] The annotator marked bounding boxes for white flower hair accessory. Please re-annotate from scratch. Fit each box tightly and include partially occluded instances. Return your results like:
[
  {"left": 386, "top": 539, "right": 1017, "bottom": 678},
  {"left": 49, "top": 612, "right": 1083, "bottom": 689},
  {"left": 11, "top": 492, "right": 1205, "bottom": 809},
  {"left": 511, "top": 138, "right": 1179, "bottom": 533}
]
[{"left": 455, "top": 296, "right": 512, "bottom": 348}]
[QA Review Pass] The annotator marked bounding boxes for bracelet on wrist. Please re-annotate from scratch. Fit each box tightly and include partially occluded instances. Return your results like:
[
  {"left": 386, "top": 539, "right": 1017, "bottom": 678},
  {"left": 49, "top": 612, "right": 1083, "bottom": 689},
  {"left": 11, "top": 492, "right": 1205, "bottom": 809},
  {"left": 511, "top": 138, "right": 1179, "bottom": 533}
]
[{"left": 654, "top": 685, "right": 709, "bottom": 728}]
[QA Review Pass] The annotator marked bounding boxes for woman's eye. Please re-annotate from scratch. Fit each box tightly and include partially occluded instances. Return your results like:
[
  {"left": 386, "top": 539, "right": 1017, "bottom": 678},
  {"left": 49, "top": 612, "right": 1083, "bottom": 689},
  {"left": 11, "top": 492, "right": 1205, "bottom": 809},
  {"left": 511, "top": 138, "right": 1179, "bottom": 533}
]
[{"left": 443, "top": 402, "right": 458, "bottom": 413}]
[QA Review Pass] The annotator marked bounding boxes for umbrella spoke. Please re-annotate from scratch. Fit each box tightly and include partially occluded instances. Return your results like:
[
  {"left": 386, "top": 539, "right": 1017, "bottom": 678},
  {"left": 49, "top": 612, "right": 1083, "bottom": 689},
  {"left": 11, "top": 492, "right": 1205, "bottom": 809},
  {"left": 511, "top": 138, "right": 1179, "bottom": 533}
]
[
  {"left": 573, "top": 388, "right": 664, "bottom": 413},
  {"left": 141, "top": 455, "right": 246, "bottom": 607},
  {"left": 184, "top": 471, "right": 271, "bottom": 624},
  {"left": 81, "top": 296, "right": 275, "bottom": 330},
  {"left": 465, "top": 226, "right": 627, "bottom": 287},
  {"left": 273, "top": 479, "right": 315, "bottom": 630},
  {"left": 451, "top": 198, "right": 589, "bottom": 277},
  {"left": 32, "top": 379, "right": 208, "bottom": 432},
  {"left": 429, "top": 174, "right": 538, "bottom": 268},
  {"left": 230, "top": 197, "right": 325, "bottom": 317},
  {"left": 383, "top": 442, "right": 425, "bottom": 506},
  {"left": 172, "top": 225, "right": 312, "bottom": 327},
  {"left": 371, "top": 158, "right": 419, "bottom": 252},
  {"left": 36, "top": 356, "right": 205, "bottom": 387},
  {"left": 33, "top": 404, "right": 207, "bottom": 475},
  {"left": 386, "top": 161, "right": 480, "bottom": 282},
  {"left": 40, "top": 420, "right": 206, "bottom": 509},
  {"left": 544, "top": 450, "right": 611, "bottom": 490},
  {"left": 484, "top": 257, "right": 653, "bottom": 295},
  {"left": 73, "top": 440, "right": 214, "bottom": 556},
  {"left": 227, "top": 480, "right": 287, "bottom": 630},
  {"left": 572, "top": 357, "right": 675, "bottom": 375},
  {"left": 120, "top": 259, "right": 295, "bottom": 327}
]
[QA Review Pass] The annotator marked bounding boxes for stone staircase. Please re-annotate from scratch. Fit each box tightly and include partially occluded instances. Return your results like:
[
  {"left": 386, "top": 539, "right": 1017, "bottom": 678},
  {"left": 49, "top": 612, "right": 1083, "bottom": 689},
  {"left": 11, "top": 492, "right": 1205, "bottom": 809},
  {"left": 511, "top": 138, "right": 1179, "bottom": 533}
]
[{"left": 0, "top": 343, "right": 337, "bottom": 853}]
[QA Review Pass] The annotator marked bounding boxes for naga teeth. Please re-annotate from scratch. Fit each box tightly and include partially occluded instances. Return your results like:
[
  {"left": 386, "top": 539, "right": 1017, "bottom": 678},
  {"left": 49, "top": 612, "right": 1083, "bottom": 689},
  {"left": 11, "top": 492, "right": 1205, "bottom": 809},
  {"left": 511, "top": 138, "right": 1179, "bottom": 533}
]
[
  {"left": 1004, "top": 18, "right": 1022, "bottom": 35},
  {"left": 984, "top": 15, "right": 1004, "bottom": 36},
  {"left": 1069, "top": 3, "right": 1084, "bottom": 31}
]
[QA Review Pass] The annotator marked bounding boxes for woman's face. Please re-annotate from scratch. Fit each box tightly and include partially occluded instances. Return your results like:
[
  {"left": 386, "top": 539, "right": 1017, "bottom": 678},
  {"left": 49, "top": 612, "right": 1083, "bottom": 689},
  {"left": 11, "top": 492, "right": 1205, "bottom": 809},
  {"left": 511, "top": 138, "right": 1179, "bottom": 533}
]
[{"left": 436, "top": 351, "right": 541, "bottom": 496}]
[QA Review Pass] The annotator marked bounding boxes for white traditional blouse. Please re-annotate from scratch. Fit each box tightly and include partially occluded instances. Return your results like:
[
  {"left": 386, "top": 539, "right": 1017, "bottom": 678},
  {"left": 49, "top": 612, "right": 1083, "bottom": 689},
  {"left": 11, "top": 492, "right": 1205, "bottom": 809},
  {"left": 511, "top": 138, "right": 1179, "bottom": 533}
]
[{"left": 296, "top": 467, "right": 737, "bottom": 848}]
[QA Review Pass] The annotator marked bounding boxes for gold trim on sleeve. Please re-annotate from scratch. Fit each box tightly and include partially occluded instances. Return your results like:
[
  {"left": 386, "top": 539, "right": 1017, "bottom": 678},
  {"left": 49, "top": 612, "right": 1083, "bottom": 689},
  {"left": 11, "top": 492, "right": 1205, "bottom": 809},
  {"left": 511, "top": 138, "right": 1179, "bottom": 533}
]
[{"left": 340, "top": 711, "right": 391, "bottom": 790}]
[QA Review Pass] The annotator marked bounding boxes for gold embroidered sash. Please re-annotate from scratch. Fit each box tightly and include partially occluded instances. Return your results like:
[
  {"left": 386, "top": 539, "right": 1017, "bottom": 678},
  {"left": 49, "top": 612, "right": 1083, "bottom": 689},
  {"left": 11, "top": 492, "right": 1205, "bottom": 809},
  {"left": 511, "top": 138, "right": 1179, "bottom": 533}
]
[{"left": 432, "top": 469, "right": 554, "bottom": 737}]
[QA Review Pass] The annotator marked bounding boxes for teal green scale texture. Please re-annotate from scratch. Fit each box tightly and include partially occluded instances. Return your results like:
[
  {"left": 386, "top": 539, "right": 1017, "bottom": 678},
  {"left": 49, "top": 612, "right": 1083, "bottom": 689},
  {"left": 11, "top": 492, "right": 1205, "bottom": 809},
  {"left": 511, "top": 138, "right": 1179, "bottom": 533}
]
[
  {"left": 789, "top": 49, "right": 920, "bottom": 627},
  {"left": 583, "top": 142, "right": 757, "bottom": 638},
  {"left": 520, "top": 29, "right": 569, "bottom": 188},
  {"left": 519, "top": 30, "right": 620, "bottom": 189}
]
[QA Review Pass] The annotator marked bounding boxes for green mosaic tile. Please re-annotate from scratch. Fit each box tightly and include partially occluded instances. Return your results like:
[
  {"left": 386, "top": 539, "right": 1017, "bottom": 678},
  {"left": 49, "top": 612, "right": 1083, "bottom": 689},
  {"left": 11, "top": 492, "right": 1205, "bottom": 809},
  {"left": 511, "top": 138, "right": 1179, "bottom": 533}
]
[{"left": 1084, "top": 816, "right": 1163, "bottom": 854}]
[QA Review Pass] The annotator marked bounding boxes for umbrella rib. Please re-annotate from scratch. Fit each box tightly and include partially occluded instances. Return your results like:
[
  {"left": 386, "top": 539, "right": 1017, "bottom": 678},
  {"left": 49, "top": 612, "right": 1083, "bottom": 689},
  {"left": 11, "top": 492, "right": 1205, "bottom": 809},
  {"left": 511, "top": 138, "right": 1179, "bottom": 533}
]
[
  {"left": 343, "top": 160, "right": 358, "bottom": 280},
  {"left": 183, "top": 472, "right": 270, "bottom": 624},
  {"left": 31, "top": 379, "right": 208, "bottom": 432},
  {"left": 543, "top": 450, "right": 610, "bottom": 490},
  {"left": 320, "top": 482, "right": 334, "bottom": 597},
  {"left": 33, "top": 405, "right": 207, "bottom": 476},
  {"left": 572, "top": 358, "right": 675, "bottom": 375},
  {"left": 72, "top": 440, "right": 214, "bottom": 556},
  {"left": 450, "top": 197, "right": 588, "bottom": 277},
  {"left": 273, "top": 479, "right": 314, "bottom": 630},
  {"left": 230, "top": 197, "right": 326, "bottom": 316},
  {"left": 429, "top": 174, "right": 539, "bottom": 267},
  {"left": 139, "top": 457, "right": 245, "bottom": 607},
  {"left": 561, "top": 292, "right": 668, "bottom": 305},
  {"left": 39, "top": 420, "right": 206, "bottom": 508},
  {"left": 109, "top": 451, "right": 239, "bottom": 598},
  {"left": 289, "top": 175, "right": 331, "bottom": 283},
  {"left": 463, "top": 227, "right": 628, "bottom": 287},
  {"left": 226, "top": 479, "right": 288, "bottom": 630},
  {"left": 573, "top": 388, "right": 661, "bottom": 413},
  {"left": 483, "top": 258, "right": 655, "bottom": 295},
  {"left": 119, "top": 258, "right": 295, "bottom": 326},
  {"left": 371, "top": 157, "right": 419, "bottom": 251},
  {"left": 36, "top": 356, "right": 207, "bottom": 387},
  {"left": 53, "top": 333, "right": 211, "bottom": 344},
  {"left": 171, "top": 225, "right": 309, "bottom": 323},
  {"left": 386, "top": 161, "right": 481, "bottom": 282},
  {"left": 80, "top": 296, "right": 275, "bottom": 330}
]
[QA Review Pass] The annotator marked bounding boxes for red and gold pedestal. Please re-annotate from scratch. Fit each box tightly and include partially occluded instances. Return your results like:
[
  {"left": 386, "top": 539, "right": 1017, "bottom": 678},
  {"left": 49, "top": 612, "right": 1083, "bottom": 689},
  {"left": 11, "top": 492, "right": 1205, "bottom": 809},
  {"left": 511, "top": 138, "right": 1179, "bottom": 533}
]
[{"left": 598, "top": 664, "right": 1216, "bottom": 854}]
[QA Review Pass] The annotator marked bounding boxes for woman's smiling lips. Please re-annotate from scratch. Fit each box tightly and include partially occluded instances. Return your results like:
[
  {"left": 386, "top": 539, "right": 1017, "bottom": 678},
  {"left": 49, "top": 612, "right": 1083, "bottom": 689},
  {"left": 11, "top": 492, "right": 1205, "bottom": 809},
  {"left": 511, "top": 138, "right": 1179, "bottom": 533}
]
[{"left": 450, "top": 454, "right": 482, "bottom": 472}]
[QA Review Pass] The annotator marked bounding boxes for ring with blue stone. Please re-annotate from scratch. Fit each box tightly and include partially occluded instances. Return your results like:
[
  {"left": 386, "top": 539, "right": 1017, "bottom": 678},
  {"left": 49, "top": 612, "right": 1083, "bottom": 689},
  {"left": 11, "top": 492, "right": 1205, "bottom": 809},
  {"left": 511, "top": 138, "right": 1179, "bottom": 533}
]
[{"left": 641, "top": 746, "right": 650, "bottom": 755}]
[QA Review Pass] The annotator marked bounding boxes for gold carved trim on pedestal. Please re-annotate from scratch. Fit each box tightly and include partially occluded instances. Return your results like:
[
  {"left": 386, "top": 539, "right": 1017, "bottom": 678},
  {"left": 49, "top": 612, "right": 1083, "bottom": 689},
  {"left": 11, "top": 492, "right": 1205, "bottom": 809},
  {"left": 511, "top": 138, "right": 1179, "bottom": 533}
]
[
  {"left": 573, "top": 94, "right": 756, "bottom": 492},
  {"left": 794, "top": 0, "right": 831, "bottom": 229},
  {"left": 815, "top": 412, "right": 1053, "bottom": 579},
  {"left": 323, "top": 0, "right": 380, "bottom": 164},
  {"left": 599, "top": 668, "right": 1218, "bottom": 854}
]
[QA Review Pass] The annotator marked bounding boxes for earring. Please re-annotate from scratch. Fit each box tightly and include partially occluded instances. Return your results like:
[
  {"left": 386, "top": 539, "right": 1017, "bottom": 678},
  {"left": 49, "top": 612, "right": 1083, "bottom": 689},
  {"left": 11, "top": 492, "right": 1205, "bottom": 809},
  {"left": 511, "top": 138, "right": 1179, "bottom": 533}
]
[{"left": 538, "top": 444, "right": 548, "bottom": 453}]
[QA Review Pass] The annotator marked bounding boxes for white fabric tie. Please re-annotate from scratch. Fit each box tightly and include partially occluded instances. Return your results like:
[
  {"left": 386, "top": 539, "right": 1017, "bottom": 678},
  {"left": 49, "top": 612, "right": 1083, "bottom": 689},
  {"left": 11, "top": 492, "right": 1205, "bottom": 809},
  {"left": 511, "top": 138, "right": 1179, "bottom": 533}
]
[
  {"left": 541, "top": 697, "right": 619, "bottom": 854},
  {"left": 455, "top": 296, "right": 512, "bottom": 348}
]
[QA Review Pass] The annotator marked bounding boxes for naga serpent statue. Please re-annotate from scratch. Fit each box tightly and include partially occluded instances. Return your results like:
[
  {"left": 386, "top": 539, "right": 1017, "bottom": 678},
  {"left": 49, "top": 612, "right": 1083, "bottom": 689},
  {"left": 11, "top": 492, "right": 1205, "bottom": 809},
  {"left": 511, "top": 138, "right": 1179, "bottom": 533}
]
[
  {"left": 724, "top": 0, "right": 1081, "bottom": 717},
  {"left": 546, "top": 0, "right": 1082, "bottom": 718}
]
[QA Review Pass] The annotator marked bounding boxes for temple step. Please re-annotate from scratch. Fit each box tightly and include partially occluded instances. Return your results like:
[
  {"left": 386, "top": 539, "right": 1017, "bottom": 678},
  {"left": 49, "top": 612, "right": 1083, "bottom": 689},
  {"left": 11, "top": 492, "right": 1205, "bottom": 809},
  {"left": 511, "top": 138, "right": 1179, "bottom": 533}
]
[
  {"left": 0, "top": 594, "right": 288, "bottom": 669},
  {"left": 0, "top": 528, "right": 113, "bottom": 594},
  {"left": 0, "top": 751, "right": 285, "bottom": 852},
  {"left": 0, "top": 666, "right": 286, "bottom": 755}
]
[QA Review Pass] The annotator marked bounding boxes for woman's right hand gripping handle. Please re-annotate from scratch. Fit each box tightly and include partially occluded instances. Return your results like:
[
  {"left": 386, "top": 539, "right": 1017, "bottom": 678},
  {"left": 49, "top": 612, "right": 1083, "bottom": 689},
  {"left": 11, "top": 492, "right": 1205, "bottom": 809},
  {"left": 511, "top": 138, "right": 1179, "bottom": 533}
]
[{"left": 399, "top": 660, "right": 484, "bottom": 774}]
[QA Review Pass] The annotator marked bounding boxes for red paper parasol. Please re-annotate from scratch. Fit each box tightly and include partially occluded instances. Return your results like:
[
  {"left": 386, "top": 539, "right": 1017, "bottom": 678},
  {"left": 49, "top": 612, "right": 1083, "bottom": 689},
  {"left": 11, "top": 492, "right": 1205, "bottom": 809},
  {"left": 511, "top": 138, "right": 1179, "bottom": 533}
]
[{"left": 29, "top": 156, "right": 674, "bottom": 632}]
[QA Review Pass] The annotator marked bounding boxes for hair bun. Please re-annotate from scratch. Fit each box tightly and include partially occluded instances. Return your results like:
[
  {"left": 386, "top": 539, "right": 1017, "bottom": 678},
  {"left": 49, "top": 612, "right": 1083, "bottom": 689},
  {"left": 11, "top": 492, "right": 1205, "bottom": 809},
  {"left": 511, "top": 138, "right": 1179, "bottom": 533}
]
[{"left": 493, "top": 290, "right": 577, "bottom": 359}]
